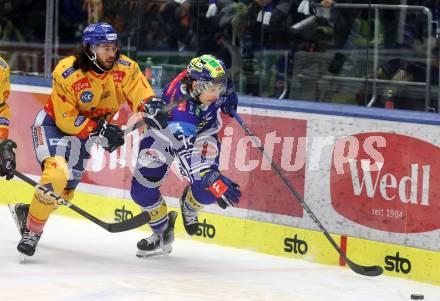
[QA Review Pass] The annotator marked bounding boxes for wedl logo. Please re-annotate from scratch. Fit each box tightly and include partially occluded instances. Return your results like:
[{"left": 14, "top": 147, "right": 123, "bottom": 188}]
[{"left": 330, "top": 133, "right": 440, "bottom": 233}]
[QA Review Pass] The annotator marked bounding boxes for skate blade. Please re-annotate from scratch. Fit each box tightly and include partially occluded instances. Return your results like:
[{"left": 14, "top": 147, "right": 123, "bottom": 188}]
[
  {"left": 8, "top": 204, "right": 22, "bottom": 236},
  {"left": 19, "top": 253, "right": 29, "bottom": 263},
  {"left": 136, "top": 245, "right": 172, "bottom": 258}
]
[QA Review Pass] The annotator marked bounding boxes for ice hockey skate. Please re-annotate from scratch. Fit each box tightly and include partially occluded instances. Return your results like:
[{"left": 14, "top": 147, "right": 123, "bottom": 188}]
[
  {"left": 179, "top": 186, "right": 199, "bottom": 235},
  {"left": 8, "top": 203, "right": 29, "bottom": 236},
  {"left": 17, "top": 228, "right": 41, "bottom": 258},
  {"left": 136, "top": 210, "right": 177, "bottom": 258}
]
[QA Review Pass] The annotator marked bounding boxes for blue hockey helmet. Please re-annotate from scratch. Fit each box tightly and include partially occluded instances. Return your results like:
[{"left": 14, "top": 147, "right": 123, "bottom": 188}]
[
  {"left": 187, "top": 54, "right": 227, "bottom": 97},
  {"left": 82, "top": 22, "right": 118, "bottom": 47},
  {"left": 187, "top": 54, "right": 227, "bottom": 84}
]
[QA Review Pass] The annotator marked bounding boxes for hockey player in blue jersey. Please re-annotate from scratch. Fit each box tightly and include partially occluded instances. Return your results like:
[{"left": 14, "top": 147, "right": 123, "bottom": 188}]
[{"left": 131, "top": 54, "right": 241, "bottom": 257}]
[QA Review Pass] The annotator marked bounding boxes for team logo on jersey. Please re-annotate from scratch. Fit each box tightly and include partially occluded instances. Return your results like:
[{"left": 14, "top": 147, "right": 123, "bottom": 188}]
[
  {"left": 0, "top": 59, "right": 7, "bottom": 69},
  {"left": 177, "top": 100, "right": 187, "bottom": 112},
  {"left": 80, "top": 91, "right": 94, "bottom": 103},
  {"left": 32, "top": 126, "right": 45, "bottom": 146},
  {"left": 187, "top": 103, "right": 201, "bottom": 117},
  {"left": 74, "top": 116, "right": 86, "bottom": 127},
  {"left": 215, "top": 95, "right": 226, "bottom": 107},
  {"left": 138, "top": 149, "right": 166, "bottom": 168},
  {"left": 61, "top": 67, "right": 75, "bottom": 79},
  {"left": 117, "top": 59, "right": 131, "bottom": 66},
  {"left": 112, "top": 70, "right": 126, "bottom": 83},
  {"left": 72, "top": 77, "right": 91, "bottom": 92}
]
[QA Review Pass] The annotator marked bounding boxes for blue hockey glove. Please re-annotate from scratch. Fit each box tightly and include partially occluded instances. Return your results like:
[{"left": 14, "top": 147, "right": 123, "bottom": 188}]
[
  {"left": 0, "top": 139, "right": 17, "bottom": 180},
  {"left": 142, "top": 97, "right": 168, "bottom": 129},
  {"left": 90, "top": 120, "right": 124, "bottom": 153},
  {"left": 201, "top": 169, "right": 241, "bottom": 209}
]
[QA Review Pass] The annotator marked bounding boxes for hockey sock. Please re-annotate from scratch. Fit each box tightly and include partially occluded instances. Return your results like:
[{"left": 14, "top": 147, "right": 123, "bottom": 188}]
[
  {"left": 142, "top": 196, "right": 169, "bottom": 233},
  {"left": 27, "top": 156, "right": 70, "bottom": 234},
  {"left": 182, "top": 187, "right": 204, "bottom": 212}
]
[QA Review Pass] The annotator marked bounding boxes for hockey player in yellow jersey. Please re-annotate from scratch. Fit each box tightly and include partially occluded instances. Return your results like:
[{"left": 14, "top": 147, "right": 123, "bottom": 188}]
[
  {"left": 0, "top": 56, "right": 17, "bottom": 181},
  {"left": 9, "top": 22, "right": 167, "bottom": 257}
]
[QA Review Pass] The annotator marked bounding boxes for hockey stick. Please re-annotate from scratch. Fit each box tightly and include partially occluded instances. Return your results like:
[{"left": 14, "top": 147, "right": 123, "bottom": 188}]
[
  {"left": 13, "top": 170, "right": 150, "bottom": 233},
  {"left": 123, "top": 119, "right": 146, "bottom": 136},
  {"left": 231, "top": 110, "right": 383, "bottom": 277}
]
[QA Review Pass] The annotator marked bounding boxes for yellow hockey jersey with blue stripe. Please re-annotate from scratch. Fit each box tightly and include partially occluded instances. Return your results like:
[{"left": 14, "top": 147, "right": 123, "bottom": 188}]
[
  {"left": 45, "top": 54, "right": 154, "bottom": 139},
  {"left": 0, "top": 56, "right": 11, "bottom": 140}
]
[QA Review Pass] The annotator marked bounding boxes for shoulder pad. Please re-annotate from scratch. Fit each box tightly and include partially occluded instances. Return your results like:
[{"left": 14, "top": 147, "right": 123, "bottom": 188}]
[
  {"left": 117, "top": 58, "right": 132, "bottom": 67},
  {"left": 168, "top": 121, "right": 197, "bottom": 137},
  {"left": 165, "top": 71, "right": 187, "bottom": 97},
  {"left": 61, "top": 67, "right": 76, "bottom": 79},
  {"left": 53, "top": 56, "right": 78, "bottom": 80},
  {"left": 116, "top": 55, "right": 138, "bottom": 71}
]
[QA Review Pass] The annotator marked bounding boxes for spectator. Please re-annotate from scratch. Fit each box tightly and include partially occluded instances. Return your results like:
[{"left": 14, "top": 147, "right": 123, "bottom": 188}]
[{"left": 272, "top": 19, "right": 334, "bottom": 98}]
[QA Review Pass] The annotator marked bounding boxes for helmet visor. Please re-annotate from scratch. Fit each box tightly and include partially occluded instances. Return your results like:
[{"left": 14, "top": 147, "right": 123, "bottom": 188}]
[
  {"left": 94, "top": 42, "right": 118, "bottom": 53},
  {"left": 197, "top": 80, "right": 226, "bottom": 96}
]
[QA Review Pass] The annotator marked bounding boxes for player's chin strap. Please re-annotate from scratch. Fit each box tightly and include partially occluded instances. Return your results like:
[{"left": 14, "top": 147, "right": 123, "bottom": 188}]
[
  {"left": 13, "top": 170, "right": 150, "bottom": 233},
  {"left": 86, "top": 45, "right": 112, "bottom": 73},
  {"left": 230, "top": 109, "right": 383, "bottom": 278}
]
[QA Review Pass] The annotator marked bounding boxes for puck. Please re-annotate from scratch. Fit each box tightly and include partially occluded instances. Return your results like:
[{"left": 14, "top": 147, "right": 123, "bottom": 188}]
[{"left": 411, "top": 294, "right": 424, "bottom": 300}]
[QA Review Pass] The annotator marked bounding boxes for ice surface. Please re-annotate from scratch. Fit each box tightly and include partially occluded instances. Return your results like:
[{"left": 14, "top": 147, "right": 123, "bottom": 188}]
[{"left": 0, "top": 205, "right": 439, "bottom": 301}]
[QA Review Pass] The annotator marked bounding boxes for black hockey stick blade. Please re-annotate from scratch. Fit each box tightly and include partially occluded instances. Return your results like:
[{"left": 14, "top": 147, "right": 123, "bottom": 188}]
[
  {"left": 65, "top": 201, "right": 150, "bottom": 233},
  {"left": 345, "top": 258, "right": 383, "bottom": 277},
  {"left": 13, "top": 170, "right": 150, "bottom": 233},
  {"left": 107, "top": 211, "right": 150, "bottom": 233},
  {"left": 231, "top": 110, "right": 383, "bottom": 277},
  {"left": 105, "top": 211, "right": 150, "bottom": 232}
]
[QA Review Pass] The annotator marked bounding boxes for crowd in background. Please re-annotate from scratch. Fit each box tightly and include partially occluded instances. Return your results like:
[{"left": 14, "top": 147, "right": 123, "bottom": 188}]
[{"left": 1, "top": 0, "right": 440, "bottom": 111}]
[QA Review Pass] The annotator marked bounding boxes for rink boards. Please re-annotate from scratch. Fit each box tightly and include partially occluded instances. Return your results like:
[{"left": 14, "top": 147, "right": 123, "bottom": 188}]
[{"left": 2, "top": 80, "right": 440, "bottom": 285}]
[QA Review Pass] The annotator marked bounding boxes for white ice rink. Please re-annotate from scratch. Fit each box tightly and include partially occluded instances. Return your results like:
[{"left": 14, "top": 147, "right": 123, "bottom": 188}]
[{"left": 1, "top": 205, "right": 439, "bottom": 301}]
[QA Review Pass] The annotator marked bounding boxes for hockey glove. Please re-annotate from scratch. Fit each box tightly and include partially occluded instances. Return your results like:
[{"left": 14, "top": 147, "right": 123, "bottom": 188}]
[
  {"left": 201, "top": 169, "right": 241, "bottom": 209},
  {"left": 220, "top": 81, "right": 238, "bottom": 116},
  {"left": 90, "top": 120, "right": 124, "bottom": 153},
  {"left": 142, "top": 97, "right": 168, "bottom": 129},
  {"left": 0, "top": 139, "right": 17, "bottom": 180}
]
